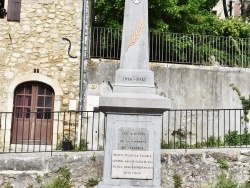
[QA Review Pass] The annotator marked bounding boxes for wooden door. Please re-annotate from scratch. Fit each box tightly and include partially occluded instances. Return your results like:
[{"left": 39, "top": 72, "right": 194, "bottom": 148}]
[{"left": 11, "top": 82, "right": 54, "bottom": 144}]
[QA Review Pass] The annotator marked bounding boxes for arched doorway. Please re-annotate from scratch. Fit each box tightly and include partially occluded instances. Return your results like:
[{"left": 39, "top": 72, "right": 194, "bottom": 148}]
[{"left": 11, "top": 82, "right": 55, "bottom": 144}]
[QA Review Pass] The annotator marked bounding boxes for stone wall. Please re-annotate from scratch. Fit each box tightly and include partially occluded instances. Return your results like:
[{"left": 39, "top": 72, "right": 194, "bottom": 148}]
[
  {"left": 86, "top": 59, "right": 250, "bottom": 110},
  {"left": 0, "top": 0, "right": 92, "bottom": 148},
  {"left": 0, "top": 149, "right": 249, "bottom": 188},
  {"left": 0, "top": 0, "right": 92, "bottom": 112}
]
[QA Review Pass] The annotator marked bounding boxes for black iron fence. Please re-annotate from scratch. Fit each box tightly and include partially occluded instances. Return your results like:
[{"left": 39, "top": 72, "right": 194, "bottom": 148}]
[
  {"left": 0, "top": 111, "right": 105, "bottom": 154},
  {"left": 163, "top": 109, "right": 250, "bottom": 149},
  {"left": 0, "top": 109, "right": 250, "bottom": 154},
  {"left": 90, "top": 27, "right": 250, "bottom": 67}
]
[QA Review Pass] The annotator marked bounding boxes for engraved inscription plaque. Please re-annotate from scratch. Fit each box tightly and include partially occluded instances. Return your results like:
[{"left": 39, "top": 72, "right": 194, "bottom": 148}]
[
  {"left": 111, "top": 150, "right": 154, "bottom": 179},
  {"left": 118, "top": 127, "right": 149, "bottom": 150}
]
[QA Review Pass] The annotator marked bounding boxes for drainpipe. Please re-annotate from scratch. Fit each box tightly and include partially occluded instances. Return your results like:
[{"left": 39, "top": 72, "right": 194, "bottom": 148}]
[
  {"left": 78, "top": 0, "right": 87, "bottom": 146},
  {"left": 223, "top": 0, "right": 229, "bottom": 18}
]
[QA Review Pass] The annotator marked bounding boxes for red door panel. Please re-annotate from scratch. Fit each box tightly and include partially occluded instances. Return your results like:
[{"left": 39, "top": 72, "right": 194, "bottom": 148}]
[{"left": 11, "top": 82, "right": 54, "bottom": 145}]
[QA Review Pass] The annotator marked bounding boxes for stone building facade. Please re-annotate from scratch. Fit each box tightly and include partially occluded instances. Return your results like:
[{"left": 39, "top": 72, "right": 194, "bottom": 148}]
[{"left": 0, "top": 0, "right": 91, "bottom": 150}]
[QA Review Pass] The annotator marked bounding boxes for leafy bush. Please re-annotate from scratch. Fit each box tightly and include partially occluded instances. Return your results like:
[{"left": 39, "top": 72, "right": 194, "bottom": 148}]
[
  {"left": 161, "top": 139, "right": 174, "bottom": 149},
  {"left": 240, "top": 128, "right": 250, "bottom": 145},
  {"left": 220, "top": 160, "right": 229, "bottom": 169},
  {"left": 74, "top": 139, "right": 88, "bottom": 151},
  {"left": 4, "top": 183, "right": 13, "bottom": 188},
  {"left": 207, "top": 136, "right": 223, "bottom": 147},
  {"left": 204, "top": 172, "right": 250, "bottom": 188},
  {"left": 85, "top": 178, "right": 99, "bottom": 188},
  {"left": 225, "top": 130, "right": 240, "bottom": 146},
  {"left": 213, "top": 173, "right": 238, "bottom": 188},
  {"left": 173, "top": 173, "right": 182, "bottom": 188},
  {"left": 43, "top": 167, "right": 71, "bottom": 188}
]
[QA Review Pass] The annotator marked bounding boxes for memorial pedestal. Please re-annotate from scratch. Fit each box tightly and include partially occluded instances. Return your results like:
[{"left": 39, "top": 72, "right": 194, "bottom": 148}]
[{"left": 95, "top": 93, "right": 170, "bottom": 188}]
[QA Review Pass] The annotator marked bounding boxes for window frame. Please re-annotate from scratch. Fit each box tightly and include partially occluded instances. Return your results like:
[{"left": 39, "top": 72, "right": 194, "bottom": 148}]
[{"left": 0, "top": 0, "right": 7, "bottom": 19}]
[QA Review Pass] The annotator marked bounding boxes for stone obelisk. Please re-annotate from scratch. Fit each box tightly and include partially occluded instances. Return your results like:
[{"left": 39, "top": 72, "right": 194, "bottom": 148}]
[{"left": 96, "top": 0, "right": 171, "bottom": 187}]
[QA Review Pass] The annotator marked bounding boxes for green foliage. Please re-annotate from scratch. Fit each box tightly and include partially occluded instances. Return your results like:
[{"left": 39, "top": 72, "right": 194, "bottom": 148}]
[
  {"left": 224, "top": 129, "right": 250, "bottom": 146},
  {"left": 213, "top": 173, "right": 238, "bottom": 188},
  {"left": 64, "top": 153, "right": 69, "bottom": 159},
  {"left": 207, "top": 136, "right": 223, "bottom": 147},
  {"left": 58, "top": 166, "right": 71, "bottom": 180},
  {"left": 219, "top": 18, "right": 250, "bottom": 38},
  {"left": 225, "top": 130, "right": 240, "bottom": 146},
  {"left": 4, "top": 183, "right": 13, "bottom": 188},
  {"left": 35, "top": 175, "right": 42, "bottom": 183},
  {"left": 173, "top": 173, "right": 182, "bottom": 188},
  {"left": 162, "top": 128, "right": 250, "bottom": 149},
  {"left": 230, "top": 84, "right": 250, "bottom": 122},
  {"left": 90, "top": 152, "right": 96, "bottom": 162},
  {"left": 94, "top": 0, "right": 220, "bottom": 34},
  {"left": 94, "top": 0, "right": 250, "bottom": 68},
  {"left": 161, "top": 139, "right": 174, "bottom": 149},
  {"left": 44, "top": 173, "right": 49, "bottom": 178},
  {"left": 74, "top": 139, "right": 88, "bottom": 151},
  {"left": 43, "top": 177, "right": 71, "bottom": 188},
  {"left": 241, "top": 128, "right": 250, "bottom": 145},
  {"left": 56, "top": 141, "right": 63, "bottom": 150},
  {"left": 98, "top": 145, "right": 103, "bottom": 151},
  {"left": 57, "top": 138, "right": 88, "bottom": 151},
  {"left": 204, "top": 172, "right": 250, "bottom": 188},
  {"left": 193, "top": 141, "right": 207, "bottom": 148},
  {"left": 94, "top": 0, "right": 250, "bottom": 39},
  {"left": 220, "top": 160, "right": 229, "bottom": 169},
  {"left": 43, "top": 167, "right": 71, "bottom": 188},
  {"left": 85, "top": 178, "right": 99, "bottom": 188}
]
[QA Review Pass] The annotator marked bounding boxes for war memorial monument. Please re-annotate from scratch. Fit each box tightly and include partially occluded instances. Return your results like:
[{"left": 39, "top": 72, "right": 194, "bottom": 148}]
[{"left": 96, "top": 0, "right": 171, "bottom": 187}]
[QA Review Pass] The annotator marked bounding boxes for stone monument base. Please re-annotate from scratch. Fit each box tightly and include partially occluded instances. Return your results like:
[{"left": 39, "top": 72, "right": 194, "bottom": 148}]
[
  {"left": 96, "top": 92, "right": 170, "bottom": 188},
  {"left": 95, "top": 182, "right": 161, "bottom": 188},
  {"left": 99, "top": 93, "right": 170, "bottom": 112}
]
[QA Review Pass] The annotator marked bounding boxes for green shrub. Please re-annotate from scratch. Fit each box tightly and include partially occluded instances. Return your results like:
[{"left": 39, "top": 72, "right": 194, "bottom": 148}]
[
  {"left": 192, "top": 141, "right": 207, "bottom": 148},
  {"left": 219, "top": 160, "right": 229, "bottom": 169},
  {"left": 173, "top": 173, "right": 182, "bottom": 188},
  {"left": 225, "top": 130, "right": 240, "bottom": 146},
  {"left": 85, "top": 178, "right": 99, "bottom": 188},
  {"left": 161, "top": 139, "right": 174, "bottom": 149},
  {"left": 74, "top": 139, "right": 88, "bottom": 151},
  {"left": 43, "top": 167, "right": 71, "bottom": 188},
  {"left": 240, "top": 128, "right": 250, "bottom": 145},
  {"left": 58, "top": 166, "right": 71, "bottom": 180},
  {"left": 214, "top": 173, "right": 238, "bottom": 188},
  {"left": 4, "top": 183, "right": 13, "bottom": 188},
  {"left": 43, "top": 177, "right": 71, "bottom": 188},
  {"left": 207, "top": 136, "right": 223, "bottom": 147}
]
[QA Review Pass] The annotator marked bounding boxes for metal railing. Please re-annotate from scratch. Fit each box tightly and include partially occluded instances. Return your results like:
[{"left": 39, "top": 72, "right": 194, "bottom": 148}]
[
  {"left": 0, "top": 109, "right": 249, "bottom": 154},
  {"left": 162, "top": 109, "right": 250, "bottom": 149},
  {"left": 90, "top": 27, "right": 250, "bottom": 67},
  {"left": 0, "top": 111, "right": 105, "bottom": 154}
]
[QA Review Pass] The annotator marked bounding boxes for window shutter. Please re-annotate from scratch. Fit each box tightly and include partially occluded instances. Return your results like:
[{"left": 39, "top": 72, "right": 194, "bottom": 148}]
[
  {"left": 0, "top": 0, "right": 4, "bottom": 9},
  {"left": 7, "top": 0, "right": 21, "bottom": 21}
]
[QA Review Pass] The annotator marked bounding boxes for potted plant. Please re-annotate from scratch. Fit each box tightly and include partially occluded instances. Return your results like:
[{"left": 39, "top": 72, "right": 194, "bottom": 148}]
[{"left": 62, "top": 136, "right": 73, "bottom": 151}]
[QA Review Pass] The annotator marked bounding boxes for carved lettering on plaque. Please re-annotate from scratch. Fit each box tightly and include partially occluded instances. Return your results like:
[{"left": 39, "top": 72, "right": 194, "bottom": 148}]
[
  {"left": 112, "top": 150, "right": 154, "bottom": 179},
  {"left": 118, "top": 127, "right": 149, "bottom": 150}
]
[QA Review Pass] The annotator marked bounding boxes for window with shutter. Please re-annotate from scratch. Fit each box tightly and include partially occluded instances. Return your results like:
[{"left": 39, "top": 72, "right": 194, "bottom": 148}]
[
  {"left": 0, "top": 0, "right": 6, "bottom": 19},
  {"left": 7, "top": 0, "right": 21, "bottom": 21}
]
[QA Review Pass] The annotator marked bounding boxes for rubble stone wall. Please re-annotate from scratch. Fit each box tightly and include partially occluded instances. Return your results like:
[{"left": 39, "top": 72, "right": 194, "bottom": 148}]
[{"left": 0, "top": 149, "right": 249, "bottom": 188}]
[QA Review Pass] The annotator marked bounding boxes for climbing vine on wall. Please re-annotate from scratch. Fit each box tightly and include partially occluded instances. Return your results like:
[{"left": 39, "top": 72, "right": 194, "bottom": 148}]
[{"left": 230, "top": 83, "right": 250, "bottom": 122}]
